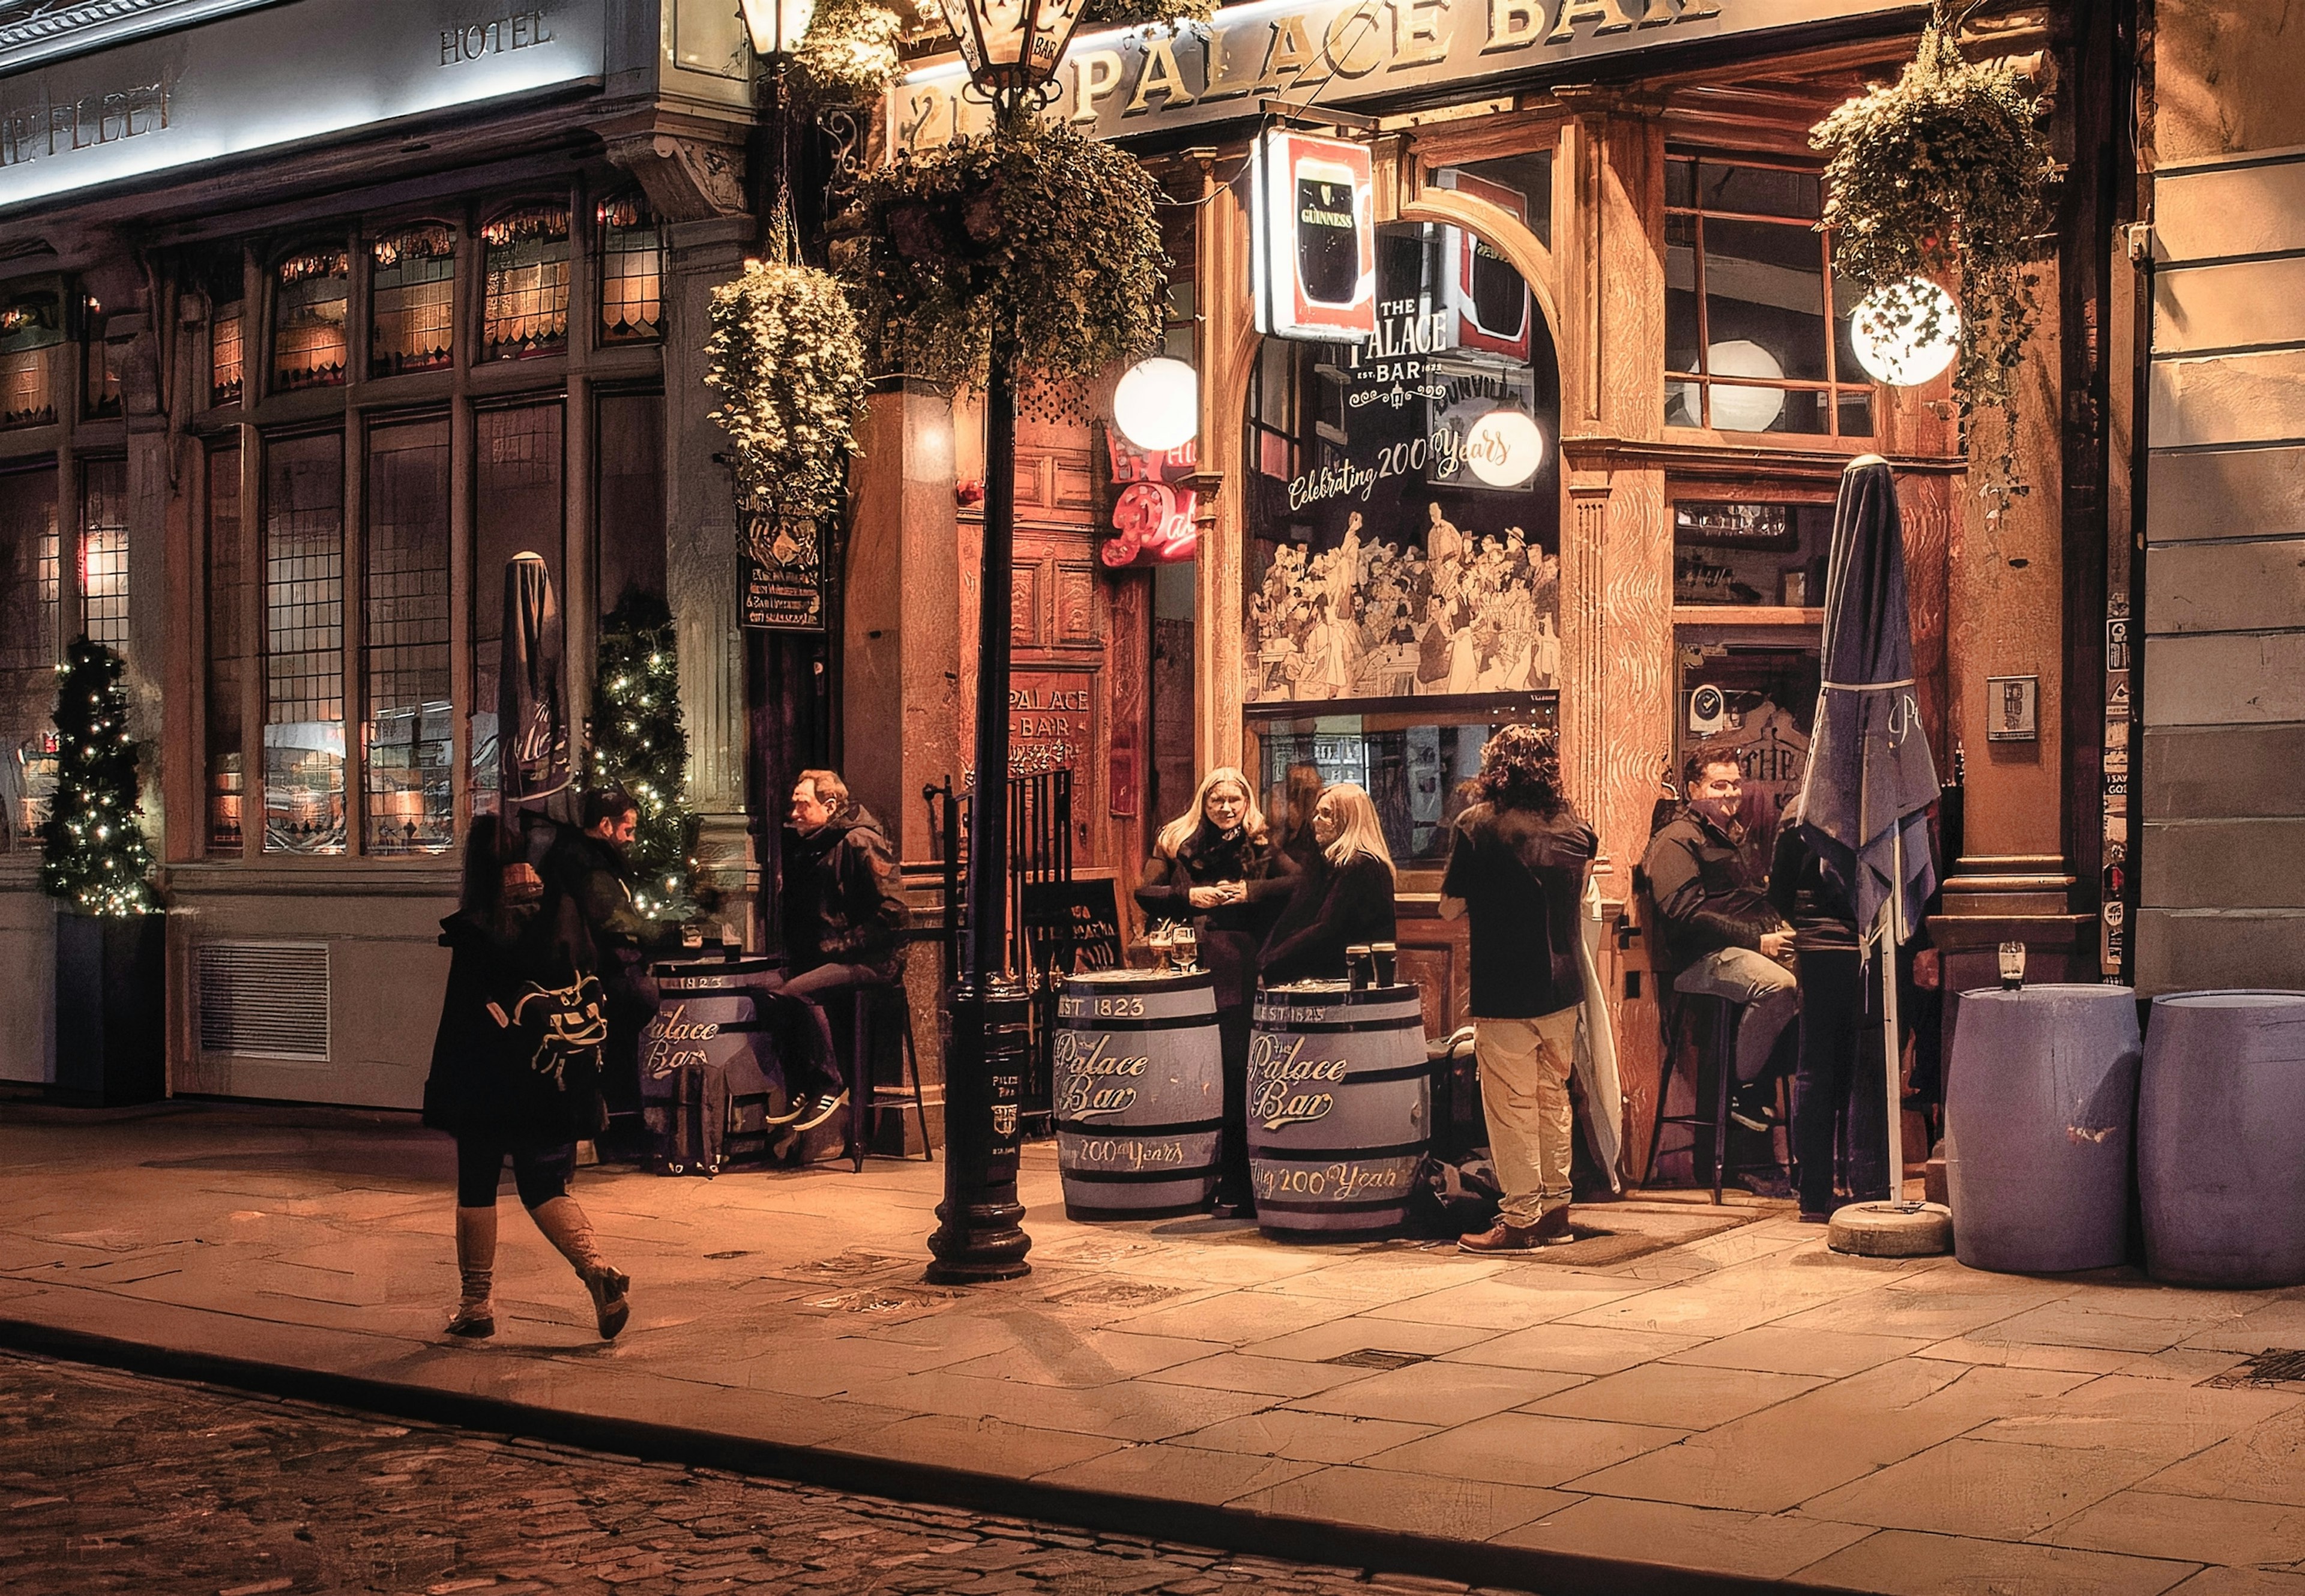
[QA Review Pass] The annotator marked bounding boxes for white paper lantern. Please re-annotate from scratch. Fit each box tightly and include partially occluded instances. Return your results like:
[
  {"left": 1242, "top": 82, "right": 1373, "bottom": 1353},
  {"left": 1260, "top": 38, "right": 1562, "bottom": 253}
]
[
  {"left": 1849, "top": 277, "right": 1961, "bottom": 387},
  {"left": 1705, "top": 340, "right": 1786, "bottom": 433},
  {"left": 1462, "top": 409, "right": 1546, "bottom": 488},
  {"left": 1112, "top": 357, "right": 1198, "bottom": 453}
]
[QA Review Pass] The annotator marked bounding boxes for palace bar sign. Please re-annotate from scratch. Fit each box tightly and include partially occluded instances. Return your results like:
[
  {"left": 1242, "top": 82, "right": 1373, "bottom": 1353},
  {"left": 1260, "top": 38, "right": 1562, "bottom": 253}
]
[{"left": 893, "top": 0, "right": 1922, "bottom": 149}]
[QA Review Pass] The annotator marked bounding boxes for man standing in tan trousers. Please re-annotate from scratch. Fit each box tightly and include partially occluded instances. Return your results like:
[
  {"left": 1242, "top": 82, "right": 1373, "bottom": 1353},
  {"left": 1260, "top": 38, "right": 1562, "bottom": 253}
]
[{"left": 1439, "top": 725, "right": 1598, "bottom": 1251}]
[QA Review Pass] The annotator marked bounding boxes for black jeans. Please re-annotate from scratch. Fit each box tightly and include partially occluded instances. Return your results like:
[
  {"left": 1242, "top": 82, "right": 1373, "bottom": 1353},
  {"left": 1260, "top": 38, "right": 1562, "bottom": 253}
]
[
  {"left": 1792, "top": 948, "right": 1889, "bottom": 1215},
  {"left": 761, "top": 962, "right": 885, "bottom": 1100},
  {"left": 1217, "top": 1002, "right": 1253, "bottom": 1203},
  {"left": 456, "top": 1139, "right": 576, "bottom": 1209}
]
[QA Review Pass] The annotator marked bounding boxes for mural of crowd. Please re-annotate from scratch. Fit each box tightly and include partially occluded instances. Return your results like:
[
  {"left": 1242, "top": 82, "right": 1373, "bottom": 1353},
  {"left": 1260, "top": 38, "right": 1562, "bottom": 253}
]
[{"left": 1249, "top": 502, "right": 1562, "bottom": 703}]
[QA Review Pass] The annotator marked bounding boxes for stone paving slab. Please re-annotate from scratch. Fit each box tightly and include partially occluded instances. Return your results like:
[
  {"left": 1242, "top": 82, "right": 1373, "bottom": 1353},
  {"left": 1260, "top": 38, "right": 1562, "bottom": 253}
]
[{"left": 5, "top": 1103, "right": 2305, "bottom": 1595}]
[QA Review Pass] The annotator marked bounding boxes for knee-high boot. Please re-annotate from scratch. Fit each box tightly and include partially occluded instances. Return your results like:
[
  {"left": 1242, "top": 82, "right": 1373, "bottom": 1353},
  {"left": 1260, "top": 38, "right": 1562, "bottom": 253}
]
[
  {"left": 447, "top": 1205, "right": 498, "bottom": 1339},
  {"left": 529, "top": 1196, "right": 631, "bottom": 1340}
]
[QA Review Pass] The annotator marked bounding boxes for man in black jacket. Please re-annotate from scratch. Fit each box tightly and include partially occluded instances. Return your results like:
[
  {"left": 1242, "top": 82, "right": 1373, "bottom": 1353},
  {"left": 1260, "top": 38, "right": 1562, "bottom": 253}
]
[
  {"left": 569, "top": 789, "right": 656, "bottom": 1127},
  {"left": 1643, "top": 752, "right": 1798, "bottom": 1133},
  {"left": 763, "top": 769, "right": 906, "bottom": 1133}
]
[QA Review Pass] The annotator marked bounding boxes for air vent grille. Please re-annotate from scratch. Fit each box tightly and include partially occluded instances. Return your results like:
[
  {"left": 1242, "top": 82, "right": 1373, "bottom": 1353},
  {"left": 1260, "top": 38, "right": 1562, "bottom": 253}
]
[{"left": 197, "top": 941, "right": 330, "bottom": 1061}]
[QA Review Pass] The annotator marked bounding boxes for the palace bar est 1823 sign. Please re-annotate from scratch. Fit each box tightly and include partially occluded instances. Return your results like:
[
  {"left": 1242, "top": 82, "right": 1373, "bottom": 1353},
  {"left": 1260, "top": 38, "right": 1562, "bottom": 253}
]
[
  {"left": 740, "top": 505, "right": 828, "bottom": 631},
  {"left": 890, "top": 0, "right": 1924, "bottom": 152}
]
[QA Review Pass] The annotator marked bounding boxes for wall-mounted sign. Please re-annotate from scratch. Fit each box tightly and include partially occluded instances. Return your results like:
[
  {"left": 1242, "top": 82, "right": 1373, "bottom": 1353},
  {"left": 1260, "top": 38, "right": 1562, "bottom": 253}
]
[
  {"left": 1008, "top": 668, "right": 1094, "bottom": 775},
  {"left": 1098, "top": 421, "right": 1197, "bottom": 567},
  {"left": 1252, "top": 128, "right": 1376, "bottom": 343},
  {"left": 740, "top": 506, "right": 826, "bottom": 632},
  {"left": 0, "top": 0, "right": 607, "bottom": 208},
  {"left": 1986, "top": 674, "right": 2038, "bottom": 742},
  {"left": 891, "top": 0, "right": 1926, "bottom": 152}
]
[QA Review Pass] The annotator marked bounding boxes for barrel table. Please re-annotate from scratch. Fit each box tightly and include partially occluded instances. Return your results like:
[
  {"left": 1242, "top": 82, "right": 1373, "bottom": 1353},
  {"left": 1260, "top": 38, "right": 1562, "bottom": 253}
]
[
  {"left": 642, "top": 954, "right": 779, "bottom": 1175},
  {"left": 2139, "top": 990, "right": 2305, "bottom": 1289},
  {"left": 1247, "top": 981, "right": 1430, "bottom": 1241},
  {"left": 1053, "top": 969, "right": 1224, "bottom": 1218},
  {"left": 1945, "top": 983, "right": 2142, "bottom": 1273}
]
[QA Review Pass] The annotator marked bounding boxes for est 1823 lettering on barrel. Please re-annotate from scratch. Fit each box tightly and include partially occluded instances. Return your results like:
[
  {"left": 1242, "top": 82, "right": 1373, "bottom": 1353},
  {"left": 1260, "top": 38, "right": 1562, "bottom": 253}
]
[
  {"left": 1249, "top": 981, "right": 1429, "bottom": 1239},
  {"left": 1052, "top": 969, "right": 1224, "bottom": 1218}
]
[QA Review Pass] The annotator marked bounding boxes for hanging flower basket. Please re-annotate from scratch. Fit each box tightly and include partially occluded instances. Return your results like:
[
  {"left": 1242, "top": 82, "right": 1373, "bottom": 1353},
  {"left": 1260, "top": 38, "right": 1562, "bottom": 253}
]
[
  {"left": 1812, "top": 15, "right": 2055, "bottom": 501},
  {"left": 705, "top": 259, "right": 870, "bottom": 527},
  {"left": 844, "top": 115, "right": 1168, "bottom": 390}
]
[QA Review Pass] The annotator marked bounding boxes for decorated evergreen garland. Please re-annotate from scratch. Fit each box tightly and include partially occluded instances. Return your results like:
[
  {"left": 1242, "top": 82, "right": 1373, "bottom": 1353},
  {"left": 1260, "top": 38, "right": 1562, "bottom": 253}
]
[
  {"left": 40, "top": 637, "right": 157, "bottom": 918},
  {"left": 589, "top": 591, "right": 704, "bottom": 921}
]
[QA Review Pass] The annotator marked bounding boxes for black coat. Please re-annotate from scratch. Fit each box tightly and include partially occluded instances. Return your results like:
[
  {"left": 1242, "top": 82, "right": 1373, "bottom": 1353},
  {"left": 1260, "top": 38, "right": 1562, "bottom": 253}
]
[
  {"left": 1261, "top": 851, "right": 1397, "bottom": 985},
  {"left": 781, "top": 801, "right": 906, "bottom": 976},
  {"left": 1135, "top": 824, "right": 1296, "bottom": 1009},
  {"left": 1441, "top": 801, "right": 1596, "bottom": 1019},
  {"left": 423, "top": 815, "right": 609, "bottom": 1151},
  {"left": 1768, "top": 812, "right": 1861, "bottom": 953},
  {"left": 1642, "top": 806, "right": 1785, "bottom": 971}
]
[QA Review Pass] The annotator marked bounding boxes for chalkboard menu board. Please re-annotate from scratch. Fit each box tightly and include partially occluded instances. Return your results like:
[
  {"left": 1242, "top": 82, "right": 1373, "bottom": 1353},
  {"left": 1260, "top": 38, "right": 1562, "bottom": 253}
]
[{"left": 1022, "top": 879, "right": 1124, "bottom": 975}]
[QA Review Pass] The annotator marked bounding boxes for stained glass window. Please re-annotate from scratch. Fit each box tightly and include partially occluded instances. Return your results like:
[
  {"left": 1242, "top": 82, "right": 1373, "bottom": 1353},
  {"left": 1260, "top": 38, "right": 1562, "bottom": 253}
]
[
  {"left": 482, "top": 206, "right": 570, "bottom": 361},
  {"left": 364, "top": 420, "right": 454, "bottom": 854},
  {"left": 371, "top": 226, "right": 457, "bottom": 377},
  {"left": 263, "top": 433, "right": 346, "bottom": 852},
  {"left": 273, "top": 247, "right": 350, "bottom": 392},
  {"left": 211, "top": 304, "right": 244, "bottom": 407},
  {"left": 1, "top": 294, "right": 61, "bottom": 429},
  {"left": 79, "top": 458, "right": 130, "bottom": 655},
  {"left": 206, "top": 448, "right": 248, "bottom": 852},
  {"left": 598, "top": 196, "right": 664, "bottom": 345}
]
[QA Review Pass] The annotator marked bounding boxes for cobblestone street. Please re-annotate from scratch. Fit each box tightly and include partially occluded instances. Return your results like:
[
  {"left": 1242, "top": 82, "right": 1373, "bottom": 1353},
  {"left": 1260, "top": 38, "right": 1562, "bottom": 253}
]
[{"left": 0, "top": 1350, "right": 1531, "bottom": 1596}]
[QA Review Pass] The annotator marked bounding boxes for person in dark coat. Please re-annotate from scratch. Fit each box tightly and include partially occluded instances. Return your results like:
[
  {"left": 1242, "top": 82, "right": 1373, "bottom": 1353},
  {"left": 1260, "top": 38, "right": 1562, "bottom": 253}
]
[
  {"left": 424, "top": 811, "right": 631, "bottom": 1343},
  {"left": 1770, "top": 801, "right": 1889, "bottom": 1221},
  {"left": 1439, "top": 725, "right": 1598, "bottom": 1251},
  {"left": 1642, "top": 751, "right": 1798, "bottom": 1134},
  {"left": 1136, "top": 766, "right": 1297, "bottom": 1214},
  {"left": 761, "top": 769, "right": 907, "bottom": 1133},
  {"left": 1261, "top": 781, "right": 1397, "bottom": 984},
  {"left": 568, "top": 789, "right": 659, "bottom": 1130}
]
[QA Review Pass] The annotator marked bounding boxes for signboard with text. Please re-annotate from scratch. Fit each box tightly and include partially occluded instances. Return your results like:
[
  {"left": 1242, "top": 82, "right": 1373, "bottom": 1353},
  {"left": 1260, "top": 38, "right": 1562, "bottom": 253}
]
[
  {"left": 1252, "top": 128, "right": 1377, "bottom": 343},
  {"left": 740, "top": 507, "right": 827, "bottom": 632},
  {"left": 890, "top": 0, "right": 1926, "bottom": 152}
]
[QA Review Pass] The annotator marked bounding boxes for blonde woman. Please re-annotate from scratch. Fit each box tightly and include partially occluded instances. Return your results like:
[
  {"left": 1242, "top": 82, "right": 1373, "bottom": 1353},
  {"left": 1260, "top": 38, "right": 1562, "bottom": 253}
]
[
  {"left": 1136, "top": 766, "right": 1297, "bottom": 1214},
  {"left": 1260, "top": 783, "right": 1399, "bottom": 985}
]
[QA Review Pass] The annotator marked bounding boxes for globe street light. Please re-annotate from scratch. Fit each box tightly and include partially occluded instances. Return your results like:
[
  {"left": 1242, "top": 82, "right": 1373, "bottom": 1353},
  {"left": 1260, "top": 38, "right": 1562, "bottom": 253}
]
[{"left": 924, "top": 0, "right": 1091, "bottom": 1286}]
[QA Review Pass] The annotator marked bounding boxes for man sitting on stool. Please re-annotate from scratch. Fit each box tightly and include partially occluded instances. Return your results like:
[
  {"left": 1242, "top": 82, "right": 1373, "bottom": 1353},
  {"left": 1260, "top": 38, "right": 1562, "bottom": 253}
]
[
  {"left": 763, "top": 769, "right": 906, "bottom": 1134},
  {"left": 1644, "top": 751, "right": 1798, "bottom": 1137}
]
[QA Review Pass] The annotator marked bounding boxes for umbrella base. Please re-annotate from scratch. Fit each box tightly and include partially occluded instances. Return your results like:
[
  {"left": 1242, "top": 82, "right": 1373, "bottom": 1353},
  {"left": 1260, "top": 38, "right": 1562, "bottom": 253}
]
[{"left": 1828, "top": 1200, "right": 1952, "bottom": 1257}]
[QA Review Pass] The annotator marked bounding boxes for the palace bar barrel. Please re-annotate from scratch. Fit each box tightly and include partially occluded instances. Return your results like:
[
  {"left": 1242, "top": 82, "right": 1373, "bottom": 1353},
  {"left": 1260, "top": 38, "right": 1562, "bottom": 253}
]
[
  {"left": 1945, "top": 984, "right": 2142, "bottom": 1273},
  {"left": 1052, "top": 969, "right": 1224, "bottom": 1218},
  {"left": 1247, "top": 981, "right": 1430, "bottom": 1240},
  {"left": 640, "top": 953, "right": 779, "bottom": 1174},
  {"left": 2139, "top": 990, "right": 2305, "bottom": 1289}
]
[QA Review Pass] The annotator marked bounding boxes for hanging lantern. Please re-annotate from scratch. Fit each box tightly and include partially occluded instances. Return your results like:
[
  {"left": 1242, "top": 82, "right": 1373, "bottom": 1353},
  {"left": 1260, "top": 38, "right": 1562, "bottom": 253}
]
[
  {"left": 934, "top": 0, "right": 1089, "bottom": 98},
  {"left": 737, "top": 0, "right": 815, "bottom": 56}
]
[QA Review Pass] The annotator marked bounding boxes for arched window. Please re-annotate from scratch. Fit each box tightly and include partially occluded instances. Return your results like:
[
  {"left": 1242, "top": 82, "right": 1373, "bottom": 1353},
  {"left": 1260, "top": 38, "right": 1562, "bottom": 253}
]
[
  {"left": 0, "top": 293, "right": 62, "bottom": 429},
  {"left": 371, "top": 224, "right": 457, "bottom": 376},
  {"left": 481, "top": 204, "right": 571, "bottom": 360},
  {"left": 273, "top": 245, "right": 350, "bottom": 391},
  {"left": 598, "top": 195, "right": 664, "bottom": 344}
]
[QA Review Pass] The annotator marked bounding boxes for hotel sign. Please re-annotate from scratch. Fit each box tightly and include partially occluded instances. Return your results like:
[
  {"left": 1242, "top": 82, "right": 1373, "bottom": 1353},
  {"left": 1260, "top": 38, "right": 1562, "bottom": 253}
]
[
  {"left": 0, "top": 0, "right": 605, "bottom": 207},
  {"left": 894, "top": 0, "right": 1921, "bottom": 149}
]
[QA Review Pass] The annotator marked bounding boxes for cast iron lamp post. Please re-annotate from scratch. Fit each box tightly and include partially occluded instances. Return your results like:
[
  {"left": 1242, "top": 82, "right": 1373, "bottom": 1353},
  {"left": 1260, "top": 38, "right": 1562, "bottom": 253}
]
[{"left": 924, "top": 0, "right": 1091, "bottom": 1286}]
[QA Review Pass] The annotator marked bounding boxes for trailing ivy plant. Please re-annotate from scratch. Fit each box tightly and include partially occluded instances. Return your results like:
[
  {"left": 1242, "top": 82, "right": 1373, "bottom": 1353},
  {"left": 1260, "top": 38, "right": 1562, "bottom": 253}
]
[
  {"left": 1812, "top": 13, "right": 2055, "bottom": 504},
  {"left": 845, "top": 114, "right": 1168, "bottom": 389},
  {"left": 1083, "top": 0, "right": 1216, "bottom": 26},
  {"left": 793, "top": 0, "right": 920, "bottom": 105},
  {"left": 705, "top": 256, "right": 870, "bottom": 526}
]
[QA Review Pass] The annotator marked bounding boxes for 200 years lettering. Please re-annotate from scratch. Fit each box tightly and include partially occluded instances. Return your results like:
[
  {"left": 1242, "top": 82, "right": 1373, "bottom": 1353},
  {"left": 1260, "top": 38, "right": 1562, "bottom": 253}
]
[{"left": 1253, "top": 1160, "right": 1410, "bottom": 1200}]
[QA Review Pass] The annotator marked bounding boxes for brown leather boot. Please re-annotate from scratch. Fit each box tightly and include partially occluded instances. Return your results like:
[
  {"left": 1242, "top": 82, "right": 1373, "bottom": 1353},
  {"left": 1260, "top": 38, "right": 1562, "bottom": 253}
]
[
  {"left": 531, "top": 1196, "right": 631, "bottom": 1340},
  {"left": 446, "top": 1205, "right": 498, "bottom": 1339},
  {"left": 1457, "top": 1207, "right": 1572, "bottom": 1254}
]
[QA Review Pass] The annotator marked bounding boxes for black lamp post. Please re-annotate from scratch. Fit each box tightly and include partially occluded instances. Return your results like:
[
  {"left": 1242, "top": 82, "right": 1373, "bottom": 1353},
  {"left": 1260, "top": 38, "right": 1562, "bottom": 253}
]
[{"left": 923, "top": 0, "right": 1090, "bottom": 1286}]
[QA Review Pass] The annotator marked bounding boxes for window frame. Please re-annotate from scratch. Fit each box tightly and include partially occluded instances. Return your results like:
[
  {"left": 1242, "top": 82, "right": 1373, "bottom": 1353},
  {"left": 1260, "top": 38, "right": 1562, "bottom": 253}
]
[{"left": 1663, "top": 148, "right": 1875, "bottom": 441}]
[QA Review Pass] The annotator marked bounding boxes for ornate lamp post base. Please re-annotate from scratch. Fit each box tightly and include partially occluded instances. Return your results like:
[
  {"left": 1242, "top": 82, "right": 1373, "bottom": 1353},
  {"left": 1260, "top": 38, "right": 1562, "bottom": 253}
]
[{"left": 926, "top": 975, "right": 1033, "bottom": 1283}]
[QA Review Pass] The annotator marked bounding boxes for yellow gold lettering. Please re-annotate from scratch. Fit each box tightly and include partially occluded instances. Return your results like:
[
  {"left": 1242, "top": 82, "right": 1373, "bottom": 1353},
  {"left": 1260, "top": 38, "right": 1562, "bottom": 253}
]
[
  {"left": 1547, "top": 0, "right": 1641, "bottom": 41},
  {"left": 1125, "top": 35, "right": 1198, "bottom": 114},
  {"left": 1200, "top": 22, "right": 1254, "bottom": 101},
  {"left": 1389, "top": 0, "right": 1452, "bottom": 68},
  {"left": 1070, "top": 49, "right": 1127, "bottom": 124},
  {"left": 1325, "top": 2, "right": 1387, "bottom": 76},
  {"left": 1254, "top": 15, "right": 1321, "bottom": 94},
  {"left": 1483, "top": 0, "right": 1543, "bottom": 52}
]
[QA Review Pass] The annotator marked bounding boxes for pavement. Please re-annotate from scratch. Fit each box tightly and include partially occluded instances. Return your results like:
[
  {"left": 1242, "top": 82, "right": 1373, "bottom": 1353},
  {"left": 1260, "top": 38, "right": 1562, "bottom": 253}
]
[{"left": 2, "top": 1102, "right": 2303, "bottom": 1596}]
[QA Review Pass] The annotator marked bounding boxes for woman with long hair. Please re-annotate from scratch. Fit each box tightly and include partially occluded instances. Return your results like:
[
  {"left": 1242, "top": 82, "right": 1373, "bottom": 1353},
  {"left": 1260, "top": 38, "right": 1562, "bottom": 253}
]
[
  {"left": 1261, "top": 783, "right": 1398, "bottom": 985},
  {"left": 1136, "top": 766, "right": 1296, "bottom": 1214}
]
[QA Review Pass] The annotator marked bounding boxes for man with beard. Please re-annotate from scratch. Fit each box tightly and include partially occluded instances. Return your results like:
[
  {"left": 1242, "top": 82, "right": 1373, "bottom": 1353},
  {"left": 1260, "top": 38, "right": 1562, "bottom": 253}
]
[
  {"left": 570, "top": 789, "right": 655, "bottom": 1131},
  {"left": 1642, "top": 751, "right": 1798, "bottom": 1136},
  {"left": 762, "top": 769, "right": 906, "bottom": 1133}
]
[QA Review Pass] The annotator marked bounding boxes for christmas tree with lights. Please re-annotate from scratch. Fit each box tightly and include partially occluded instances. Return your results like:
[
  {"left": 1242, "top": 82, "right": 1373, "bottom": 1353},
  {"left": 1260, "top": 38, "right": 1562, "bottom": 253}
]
[
  {"left": 40, "top": 637, "right": 157, "bottom": 917},
  {"left": 589, "top": 589, "right": 702, "bottom": 920}
]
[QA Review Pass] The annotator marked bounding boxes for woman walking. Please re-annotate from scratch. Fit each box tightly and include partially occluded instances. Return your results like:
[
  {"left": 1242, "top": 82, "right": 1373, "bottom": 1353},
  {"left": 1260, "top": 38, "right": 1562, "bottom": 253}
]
[
  {"left": 424, "top": 814, "right": 633, "bottom": 1341},
  {"left": 1261, "top": 783, "right": 1397, "bottom": 985},
  {"left": 1136, "top": 768, "right": 1296, "bottom": 1215}
]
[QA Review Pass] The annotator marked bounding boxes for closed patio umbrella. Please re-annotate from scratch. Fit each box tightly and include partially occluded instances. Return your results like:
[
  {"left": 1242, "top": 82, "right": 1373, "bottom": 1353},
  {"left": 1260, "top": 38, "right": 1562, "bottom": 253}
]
[
  {"left": 1795, "top": 456, "right": 1939, "bottom": 1200},
  {"left": 499, "top": 551, "right": 571, "bottom": 821}
]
